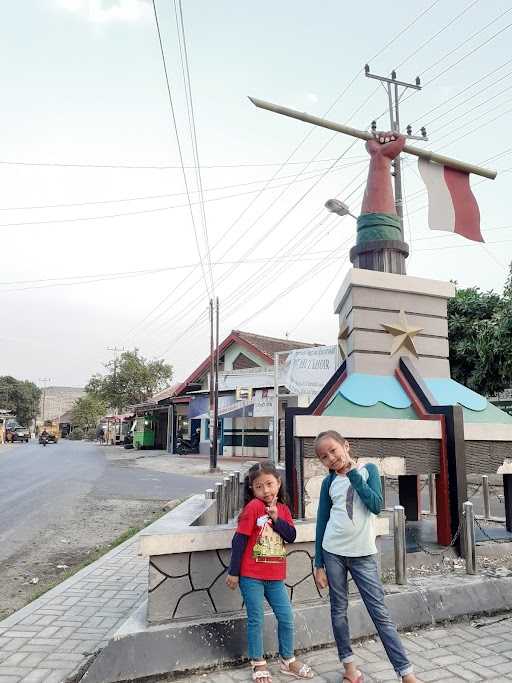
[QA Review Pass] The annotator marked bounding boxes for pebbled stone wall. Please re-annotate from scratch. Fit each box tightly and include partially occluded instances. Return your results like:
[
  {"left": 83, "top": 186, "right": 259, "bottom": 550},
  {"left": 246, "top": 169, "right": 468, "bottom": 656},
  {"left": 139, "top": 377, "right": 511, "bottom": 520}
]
[{"left": 148, "top": 541, "right": 321, "bottom": 624}]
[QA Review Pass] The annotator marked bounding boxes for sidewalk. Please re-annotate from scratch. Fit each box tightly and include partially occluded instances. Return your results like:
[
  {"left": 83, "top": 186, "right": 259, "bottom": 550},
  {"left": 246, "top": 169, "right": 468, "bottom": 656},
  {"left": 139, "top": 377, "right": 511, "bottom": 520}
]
[
  {"left": 168, "top": 616, "right": 512, "bottom": 683},
  {"left": 0, "top": 532, "right": 146, "bottom": 683}
]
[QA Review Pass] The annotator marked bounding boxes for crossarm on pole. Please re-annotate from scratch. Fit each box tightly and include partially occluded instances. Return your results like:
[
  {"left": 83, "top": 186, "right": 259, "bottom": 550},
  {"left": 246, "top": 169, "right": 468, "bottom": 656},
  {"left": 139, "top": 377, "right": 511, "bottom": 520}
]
[{"left": 249, "top": 97, "right": 497, "bottom": 181}]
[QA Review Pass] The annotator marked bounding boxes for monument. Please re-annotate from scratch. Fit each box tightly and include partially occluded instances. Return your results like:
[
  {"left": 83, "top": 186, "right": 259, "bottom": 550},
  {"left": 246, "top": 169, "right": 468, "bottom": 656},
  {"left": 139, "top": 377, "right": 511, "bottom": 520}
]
[{"left": 250, "top": 96, "right": 512, "bottom": 549}]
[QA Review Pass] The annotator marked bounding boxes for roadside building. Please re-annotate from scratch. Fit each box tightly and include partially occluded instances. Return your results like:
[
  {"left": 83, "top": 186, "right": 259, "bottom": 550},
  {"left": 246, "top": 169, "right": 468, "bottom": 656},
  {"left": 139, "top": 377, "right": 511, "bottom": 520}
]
[{"left": 168, "top": 330, "right": 337, "bottom": 459}]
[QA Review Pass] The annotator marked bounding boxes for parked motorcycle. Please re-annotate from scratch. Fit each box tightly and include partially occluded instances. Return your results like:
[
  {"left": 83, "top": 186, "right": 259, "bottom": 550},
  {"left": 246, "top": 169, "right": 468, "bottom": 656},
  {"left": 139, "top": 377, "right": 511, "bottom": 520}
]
[{"left": 176, "top": 436, "right": 195, "bottom": 455}]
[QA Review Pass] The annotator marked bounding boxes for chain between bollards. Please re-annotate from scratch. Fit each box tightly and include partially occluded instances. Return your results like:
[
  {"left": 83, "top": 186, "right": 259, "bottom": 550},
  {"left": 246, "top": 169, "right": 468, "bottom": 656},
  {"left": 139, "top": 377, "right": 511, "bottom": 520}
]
[
  {"left": 393, "top": 505, "right": 407, "bottom": 585},
  {"left": 482, "top": 475, "right": 490, "bottom": 520}
]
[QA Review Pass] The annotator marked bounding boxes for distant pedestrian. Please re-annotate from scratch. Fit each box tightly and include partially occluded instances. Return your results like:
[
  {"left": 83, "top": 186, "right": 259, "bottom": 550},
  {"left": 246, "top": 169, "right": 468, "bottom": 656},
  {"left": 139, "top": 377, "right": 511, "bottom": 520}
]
[
  {"left": 314, "top": 430, "right": 418, "bottom": 683},
  {"left": 226, "top": 463, "right": 314, "bottom": 682}
]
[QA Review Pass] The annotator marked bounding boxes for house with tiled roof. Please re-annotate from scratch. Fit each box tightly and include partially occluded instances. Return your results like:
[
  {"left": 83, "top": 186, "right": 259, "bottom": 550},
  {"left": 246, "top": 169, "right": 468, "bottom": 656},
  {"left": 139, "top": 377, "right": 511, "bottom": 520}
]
[{"left": 167, "top": 329, "right": 329, "bottom": 459}]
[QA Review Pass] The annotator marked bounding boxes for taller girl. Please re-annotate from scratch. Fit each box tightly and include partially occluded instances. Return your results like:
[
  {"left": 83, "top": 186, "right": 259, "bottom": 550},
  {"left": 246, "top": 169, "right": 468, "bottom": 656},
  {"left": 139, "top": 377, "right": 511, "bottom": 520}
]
[{"left": 313, "top": 430, "right": 417, "bottom": 683}]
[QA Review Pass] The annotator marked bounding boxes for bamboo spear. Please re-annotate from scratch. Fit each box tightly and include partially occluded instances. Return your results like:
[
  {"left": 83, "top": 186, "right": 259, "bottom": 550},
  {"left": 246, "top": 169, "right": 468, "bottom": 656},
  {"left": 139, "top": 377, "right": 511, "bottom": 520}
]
[{"left": 249, "top": 97, "right": 497, "bottom": 181}]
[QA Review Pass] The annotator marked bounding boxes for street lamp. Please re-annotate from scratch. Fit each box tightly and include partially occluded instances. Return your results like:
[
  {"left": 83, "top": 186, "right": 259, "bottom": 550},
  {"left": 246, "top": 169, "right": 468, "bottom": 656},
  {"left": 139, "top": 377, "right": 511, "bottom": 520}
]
[{"left": 324, "top": 198, "right": 356, "bottom": 219}]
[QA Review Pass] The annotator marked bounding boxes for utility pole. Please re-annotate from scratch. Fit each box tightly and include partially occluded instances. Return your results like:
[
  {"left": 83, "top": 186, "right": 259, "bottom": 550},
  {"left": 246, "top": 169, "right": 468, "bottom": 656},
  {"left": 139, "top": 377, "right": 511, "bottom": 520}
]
[
  {"left": 213, "top": 297, "right": 220, "bottom": 469},
  {"left": 107, "top": 346, "right": 125, "bottom": 414},
  {"left": 364, "top": 65, "right": 428, "bottom": 238}
]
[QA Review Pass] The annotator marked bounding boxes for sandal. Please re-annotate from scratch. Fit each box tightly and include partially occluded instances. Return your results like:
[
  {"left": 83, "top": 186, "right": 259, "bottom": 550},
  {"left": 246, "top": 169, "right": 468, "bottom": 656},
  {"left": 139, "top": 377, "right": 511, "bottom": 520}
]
[
  {"left": 343, "top": 673, "right": 364, "bottom": 683},
  {"left": 280, "top": 657, "right": 314, "bottom": 679},
  {"left": 251, "top": 660, "right": 272, "bottom": 682}
]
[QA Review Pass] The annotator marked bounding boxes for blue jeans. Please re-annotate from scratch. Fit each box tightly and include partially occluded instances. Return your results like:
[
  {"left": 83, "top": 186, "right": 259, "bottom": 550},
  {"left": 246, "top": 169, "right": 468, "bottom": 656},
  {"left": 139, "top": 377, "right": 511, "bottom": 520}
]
[
  {"left": 239, "top": 577, "right": 294, "bottom": 661},
  {"left": 323, "top": 550, "right": 412, "bottom": 677}
]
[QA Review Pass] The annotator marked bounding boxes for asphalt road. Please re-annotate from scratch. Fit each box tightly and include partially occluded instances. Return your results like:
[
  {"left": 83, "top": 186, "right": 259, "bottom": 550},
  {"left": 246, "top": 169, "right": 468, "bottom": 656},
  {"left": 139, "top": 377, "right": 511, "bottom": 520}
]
[{"left": 0, "top": 439, "right": 218, "bottom": 563}]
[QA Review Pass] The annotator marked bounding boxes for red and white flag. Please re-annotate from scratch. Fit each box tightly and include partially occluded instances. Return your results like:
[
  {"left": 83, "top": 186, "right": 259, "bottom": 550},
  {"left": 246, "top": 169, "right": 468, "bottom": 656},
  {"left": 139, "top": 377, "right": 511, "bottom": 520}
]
[{"left": 418, "top": 159, "right": 483, "bottom": 242}]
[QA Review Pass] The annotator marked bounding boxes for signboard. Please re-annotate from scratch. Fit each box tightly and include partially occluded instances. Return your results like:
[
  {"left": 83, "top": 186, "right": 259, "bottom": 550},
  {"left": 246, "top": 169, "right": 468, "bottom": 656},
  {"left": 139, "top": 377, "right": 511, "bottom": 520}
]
[
  {"left": 281, "top": 345, "right": 338, "bottom": 397},
  {"left": 236, "top": 387, "right": 253, "bottom": 401},
  {"left": 253, "top": 389, "right": 274, "bottom": 417}
]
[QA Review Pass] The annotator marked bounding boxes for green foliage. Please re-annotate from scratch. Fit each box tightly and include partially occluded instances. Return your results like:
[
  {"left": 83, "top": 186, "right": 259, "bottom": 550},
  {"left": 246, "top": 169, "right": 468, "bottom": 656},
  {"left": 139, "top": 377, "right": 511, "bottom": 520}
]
[
  {"left": 70, "top": 394, "right": 107, "bottom": 431},
  {"left": 85, "top": 349, "right": 173, "bottom": 412},
  {"left": 69, "top": 427, "right": 85, "bottom": 440},
  {"left": 0, "top": 376, "right": 41, "bottom": 425},
  {"left": 448, "top": 264, "right": 512, "bottom": 396}
]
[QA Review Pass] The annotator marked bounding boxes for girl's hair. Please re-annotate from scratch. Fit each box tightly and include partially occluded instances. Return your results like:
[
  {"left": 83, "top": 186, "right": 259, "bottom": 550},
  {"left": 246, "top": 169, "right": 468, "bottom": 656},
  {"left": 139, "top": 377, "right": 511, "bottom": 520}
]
[
  {"left": 242, "top": 462, "right": 288, "bottom": 507},
  {"left": 313, "top": 430, "right": 348, "bottom": 455}
]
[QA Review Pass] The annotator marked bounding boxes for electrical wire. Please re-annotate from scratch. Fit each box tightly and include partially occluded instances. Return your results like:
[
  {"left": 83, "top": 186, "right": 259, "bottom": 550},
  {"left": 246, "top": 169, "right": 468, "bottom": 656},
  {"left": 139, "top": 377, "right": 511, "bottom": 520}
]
[
  {"left": 151, "top": 0, "right": 211, "bottom": 299},
  {"left": 0, "top": 160, "right": 366, "bottom": 213},
  {"left": 123, "top": 1, "right": 446, "bottom": 345},
  {"left": 0, "top": 157, "right": 362, "bottom": 170},
  {"left": 173, "top": 0, "right": 214, "bottom": 295}
]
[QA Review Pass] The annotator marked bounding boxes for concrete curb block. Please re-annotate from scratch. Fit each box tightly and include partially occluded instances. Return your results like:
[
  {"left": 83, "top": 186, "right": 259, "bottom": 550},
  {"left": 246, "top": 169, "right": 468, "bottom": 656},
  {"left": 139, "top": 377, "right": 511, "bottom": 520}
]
[{"left": 80, "top": 574, "right": 512, "bottom": 683}]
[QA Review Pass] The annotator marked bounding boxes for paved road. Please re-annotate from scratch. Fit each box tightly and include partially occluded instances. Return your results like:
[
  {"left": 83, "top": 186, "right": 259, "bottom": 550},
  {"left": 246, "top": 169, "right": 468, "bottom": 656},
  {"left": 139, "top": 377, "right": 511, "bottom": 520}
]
[{"left": 0, "top": 439, "right": 218, "bottom": 563}]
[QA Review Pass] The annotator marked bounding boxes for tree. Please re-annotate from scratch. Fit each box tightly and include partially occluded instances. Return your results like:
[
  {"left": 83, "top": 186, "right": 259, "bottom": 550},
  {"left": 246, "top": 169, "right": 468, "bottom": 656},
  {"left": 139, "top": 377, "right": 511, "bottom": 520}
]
[
  {"left": 448, "top": 264, "right": 512, "bottom": 396},
  {"left": 0, "top": 376, "right": 41, "bottom": 425},
  {"left": 85, "top": 349, "right": 173, "bottom": 412},
  {"left": 71, "top": 394, "right": 108, "bottom": 431}
]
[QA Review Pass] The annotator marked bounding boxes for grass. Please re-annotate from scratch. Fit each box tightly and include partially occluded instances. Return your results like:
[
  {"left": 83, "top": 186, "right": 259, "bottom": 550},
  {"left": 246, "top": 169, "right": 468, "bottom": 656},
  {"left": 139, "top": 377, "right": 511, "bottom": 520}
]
[{"left": 27, "top": 506, "right": 172, "bottom": 604}]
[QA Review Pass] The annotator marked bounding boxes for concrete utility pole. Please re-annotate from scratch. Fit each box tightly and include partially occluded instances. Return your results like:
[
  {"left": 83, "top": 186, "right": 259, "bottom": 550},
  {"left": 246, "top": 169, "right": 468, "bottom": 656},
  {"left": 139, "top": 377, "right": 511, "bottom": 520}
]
[{"left": 364, "top": 65, "right": 427, "bottom": 237}]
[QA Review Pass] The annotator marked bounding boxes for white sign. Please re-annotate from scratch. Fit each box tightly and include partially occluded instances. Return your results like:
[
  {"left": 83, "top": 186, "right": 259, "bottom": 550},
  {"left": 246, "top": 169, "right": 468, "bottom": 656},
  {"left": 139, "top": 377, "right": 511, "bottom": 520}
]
[
  {"left": 253, "top": 389, "right": 275, "bottom": 417},
  {"left": 281, "top": 345, "right": 338, "bottom": 397}
]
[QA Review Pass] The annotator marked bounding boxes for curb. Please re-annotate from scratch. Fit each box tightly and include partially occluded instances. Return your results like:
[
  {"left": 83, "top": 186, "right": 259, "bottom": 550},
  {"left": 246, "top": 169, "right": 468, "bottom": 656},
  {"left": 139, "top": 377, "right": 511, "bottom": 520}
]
[{"left": 79, "top": 573, "right": 512, "bottom": 683}]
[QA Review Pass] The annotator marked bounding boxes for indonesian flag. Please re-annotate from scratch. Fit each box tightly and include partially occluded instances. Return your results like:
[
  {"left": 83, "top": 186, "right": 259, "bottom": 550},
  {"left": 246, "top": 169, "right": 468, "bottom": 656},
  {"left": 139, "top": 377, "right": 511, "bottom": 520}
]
[{"left": 418, "top": 158, "right": 483, "bottom": 242}]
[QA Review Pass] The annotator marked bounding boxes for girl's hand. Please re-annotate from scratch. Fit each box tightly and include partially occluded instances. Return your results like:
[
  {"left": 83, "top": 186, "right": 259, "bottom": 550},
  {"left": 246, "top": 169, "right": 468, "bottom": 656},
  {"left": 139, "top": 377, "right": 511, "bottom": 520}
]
[
  {"left": 226, "top": 574, "right": 239, "bottom": 590},
  {"left": 265, "top": 497, "right": 278, "bottom": 521},
  {"left": 338, "top": 456, "right": 356, "bottom": 475},
  {"left": 314, "top": 568, "right": 328, "bottom": 589}
]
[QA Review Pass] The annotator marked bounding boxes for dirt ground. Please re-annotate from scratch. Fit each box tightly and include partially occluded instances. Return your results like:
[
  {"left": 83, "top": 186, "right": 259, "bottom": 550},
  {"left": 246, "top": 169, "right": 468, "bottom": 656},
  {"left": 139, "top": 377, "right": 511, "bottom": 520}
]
[
  {"left": 0, "top": 448, "right": 256, "bottom": 621},
  {"left": 0, "top": 493, "right": 168, "bottom": 621}
]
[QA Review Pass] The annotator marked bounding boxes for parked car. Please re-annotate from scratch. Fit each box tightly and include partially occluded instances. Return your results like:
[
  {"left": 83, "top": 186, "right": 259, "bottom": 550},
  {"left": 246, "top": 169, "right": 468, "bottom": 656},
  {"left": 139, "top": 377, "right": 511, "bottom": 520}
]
[{"left": 9, "top": 426, "right": 30, "bottom": 443}]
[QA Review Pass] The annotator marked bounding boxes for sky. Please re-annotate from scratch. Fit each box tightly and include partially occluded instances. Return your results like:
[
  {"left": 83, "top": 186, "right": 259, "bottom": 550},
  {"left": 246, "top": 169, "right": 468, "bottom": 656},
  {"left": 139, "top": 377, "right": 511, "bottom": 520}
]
[{"left": 1, "top": 0, "right": 511, "bottom": 388}]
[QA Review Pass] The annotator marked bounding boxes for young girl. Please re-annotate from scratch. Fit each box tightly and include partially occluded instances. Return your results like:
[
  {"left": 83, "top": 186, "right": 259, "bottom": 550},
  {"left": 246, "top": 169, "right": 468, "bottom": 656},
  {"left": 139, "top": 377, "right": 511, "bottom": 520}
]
[
  {"left": 313, "top": 430, "right": 418, "bottom": 683},
  {"left": 226, "top": 463, "right": 314, "bottom": 682}
]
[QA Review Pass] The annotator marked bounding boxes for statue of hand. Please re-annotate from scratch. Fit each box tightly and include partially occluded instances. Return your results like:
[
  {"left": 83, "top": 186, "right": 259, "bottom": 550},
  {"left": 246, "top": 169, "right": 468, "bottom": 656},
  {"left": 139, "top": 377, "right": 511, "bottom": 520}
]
[{"left": 366, "top": 131, "right": 406, "bottom": 160}]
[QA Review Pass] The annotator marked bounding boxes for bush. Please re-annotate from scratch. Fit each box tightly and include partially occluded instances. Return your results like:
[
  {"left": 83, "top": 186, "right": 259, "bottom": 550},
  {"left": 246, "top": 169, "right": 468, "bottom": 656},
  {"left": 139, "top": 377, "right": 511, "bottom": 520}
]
[
  {"left": 85, "top": 428, "right": 97, "bottom": 441},
  {"left": 69, "top": 427, "right": 84, "bottom": 440}
]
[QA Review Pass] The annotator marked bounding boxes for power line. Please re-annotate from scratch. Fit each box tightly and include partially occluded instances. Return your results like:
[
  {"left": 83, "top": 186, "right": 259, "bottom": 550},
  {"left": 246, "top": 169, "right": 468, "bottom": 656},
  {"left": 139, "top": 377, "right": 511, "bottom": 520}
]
[
  {"left": 0, "top": 165, "right": 360, "bottom": 228},
  {"left": 124, "top": 2, "right": 450, "bottom": 350},
  {"left": 373, "top": 10, "right": 512, "bottom": 124},
  {"left": 173, "top": 0, "right": 214, "bottom": 295},
  {"left": 0, "top": 156, "right": 366, "bottom": 170},
  {"left": 0, "top": 160, "right": 367, "bottom": 212},
  {"left": 151, "top": 0, "right": 211, "bottom": 300},
  {"left": 393, "top": 0, "right": 481, "bottom": 71},
  {"left": 0, "top": 251, "right": 343, "bottom": 293},
  {"left": 410, "top": 59, "right": 512, "bottom": 127}
]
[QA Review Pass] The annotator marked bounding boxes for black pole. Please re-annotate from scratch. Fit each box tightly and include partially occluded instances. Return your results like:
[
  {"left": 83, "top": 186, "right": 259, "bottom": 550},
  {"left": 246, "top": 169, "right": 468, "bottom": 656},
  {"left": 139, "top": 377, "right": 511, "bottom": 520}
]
[
  {"left": 209, "top": 299, "right": 215, "bottom": 470},
  {"left": 212, "top": 297, "right": 220, "bottom": 470}
]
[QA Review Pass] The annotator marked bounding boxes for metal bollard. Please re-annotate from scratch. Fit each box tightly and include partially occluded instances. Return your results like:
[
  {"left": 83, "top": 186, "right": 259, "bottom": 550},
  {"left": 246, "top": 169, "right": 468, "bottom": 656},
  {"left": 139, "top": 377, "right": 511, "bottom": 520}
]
[
  {"left": 215, "top": 482, "right": 224, "bottom": 525},
  {"left": 230, "top": 473, "right": 237, "bottom": 518},
  {"left": 482, "top": 475, "right": 490, "bottom": 520},
  {"left": 464, "top": 501, "right": 476, "bottom": 574},
  {"left": 393, "top": 505, "right": 407, "bottom": 585},
  {"left": 233, "top": 471, "right": 241, "bottom": 514},
  {"left": 223, "top": 476, "right": 231, "bottom": 523},
  {"left": 428, "top": 474, "right": 436, "bottom": 515},
  {"left": 238, "top": 472, "right": 245, "bottom": 509},
  {"left": 381, "top": 476, "right": 387, "bottom": 509}
]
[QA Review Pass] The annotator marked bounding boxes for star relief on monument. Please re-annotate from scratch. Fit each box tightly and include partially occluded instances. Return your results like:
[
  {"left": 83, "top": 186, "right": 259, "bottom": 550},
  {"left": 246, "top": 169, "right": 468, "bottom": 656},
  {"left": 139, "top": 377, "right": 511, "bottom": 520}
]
[{"left": 381, "top": 310, "right": 424, "bottom": 357}]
